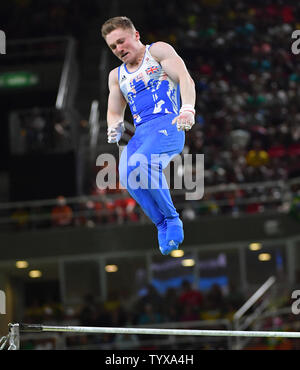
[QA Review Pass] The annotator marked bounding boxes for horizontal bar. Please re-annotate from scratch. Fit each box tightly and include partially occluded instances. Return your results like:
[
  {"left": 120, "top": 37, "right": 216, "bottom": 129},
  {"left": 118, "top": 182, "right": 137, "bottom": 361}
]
[{"left": 19, "top": 324, "right": 300, "bottom": 339}]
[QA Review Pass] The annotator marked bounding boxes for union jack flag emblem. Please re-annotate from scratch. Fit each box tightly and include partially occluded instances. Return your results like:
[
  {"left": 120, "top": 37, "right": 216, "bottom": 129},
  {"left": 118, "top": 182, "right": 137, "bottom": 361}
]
[{"left": 146, "top": 66, "right": 159, "bottom": 75}]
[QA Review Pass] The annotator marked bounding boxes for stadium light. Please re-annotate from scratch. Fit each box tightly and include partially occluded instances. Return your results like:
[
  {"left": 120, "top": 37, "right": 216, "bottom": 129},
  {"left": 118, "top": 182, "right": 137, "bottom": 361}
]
[{"left": 15, "top": 261, "right": 28, "bottom": 269}]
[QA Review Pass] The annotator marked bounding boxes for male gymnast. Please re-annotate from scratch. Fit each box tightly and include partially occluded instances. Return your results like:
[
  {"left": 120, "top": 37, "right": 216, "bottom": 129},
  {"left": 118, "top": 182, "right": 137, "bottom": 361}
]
[{"left": 101, "top": 16, "right": 196, "bottom": 255}]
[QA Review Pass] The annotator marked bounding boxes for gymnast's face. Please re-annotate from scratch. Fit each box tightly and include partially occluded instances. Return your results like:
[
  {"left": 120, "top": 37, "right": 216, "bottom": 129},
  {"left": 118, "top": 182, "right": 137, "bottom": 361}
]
[{"left": 105, "top": 27, "right": 141, "bottom": 64}]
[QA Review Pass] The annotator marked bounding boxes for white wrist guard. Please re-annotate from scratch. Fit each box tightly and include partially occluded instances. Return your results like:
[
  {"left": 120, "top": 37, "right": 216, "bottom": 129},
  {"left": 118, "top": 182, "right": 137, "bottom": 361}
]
[{"left": 179, "top": 104, "right": 195, "bottom": 115}]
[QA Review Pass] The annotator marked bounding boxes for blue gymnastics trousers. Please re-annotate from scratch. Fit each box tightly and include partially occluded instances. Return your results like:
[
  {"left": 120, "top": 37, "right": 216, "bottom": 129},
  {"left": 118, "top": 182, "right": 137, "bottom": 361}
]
[{"left": 119, "top": 113, "right": 185, "bottom": 229}]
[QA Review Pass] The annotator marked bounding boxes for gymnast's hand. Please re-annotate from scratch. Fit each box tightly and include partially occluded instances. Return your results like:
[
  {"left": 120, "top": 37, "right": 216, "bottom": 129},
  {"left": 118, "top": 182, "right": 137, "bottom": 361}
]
[
  {"left": 172, "top": 105, "right": 195, "bottom": 131},
  {"left": 107, "top": 122, "right": 125, "bottom": 143}
]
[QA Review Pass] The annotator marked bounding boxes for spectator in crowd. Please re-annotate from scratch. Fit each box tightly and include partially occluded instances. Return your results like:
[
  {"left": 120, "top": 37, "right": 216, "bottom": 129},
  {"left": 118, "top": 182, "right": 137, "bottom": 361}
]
[
  {"left": 180, "top": 304, "right": 199, "bottom": 322},
  {"left": 162, "top": 287, "right": 180, "bottom": 322},
  {"left": 11, "top": 207, "right": 30, "bottom": 230},
  {"left": 179, "top": 280, "right": 204, "bottom": 312},
  {"left": 137, "top": 302, "right": 163, "bottom": 326},
  {"left": 114, "top": 189, "right": 139, "bottom": 224},
  {"left": 51, "top": 196, "right": 73, "bottom": 227},
  {"left": 78, "top": 294, "right": 99, "bottom": 327},
  {"left": 205, "top": 283, "right": 226, "bottom": 312},
  {"left": 136, "top": 284, "right": 163, "bottom": 314}
]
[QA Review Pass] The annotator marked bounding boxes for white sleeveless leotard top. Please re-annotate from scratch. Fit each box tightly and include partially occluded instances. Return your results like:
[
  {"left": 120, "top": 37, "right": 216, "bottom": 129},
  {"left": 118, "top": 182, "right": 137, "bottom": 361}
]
[{"left": 118, "top": 44, "right": 180, "bottom": 126}]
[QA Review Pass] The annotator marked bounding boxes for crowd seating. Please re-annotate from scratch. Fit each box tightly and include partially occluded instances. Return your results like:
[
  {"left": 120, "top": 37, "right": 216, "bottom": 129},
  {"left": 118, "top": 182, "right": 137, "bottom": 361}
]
[
  {"left": 139, "top": 0, "right": 300, "bottom": 218},
  {"left": 21, "top": 280, "right": 244, "bottom": 349},
  {"left": 2, "top": 0, "right": 300, "bottom": 223},
  {"left": 20, "top": 280, "right": 300, "bottom": 350}
]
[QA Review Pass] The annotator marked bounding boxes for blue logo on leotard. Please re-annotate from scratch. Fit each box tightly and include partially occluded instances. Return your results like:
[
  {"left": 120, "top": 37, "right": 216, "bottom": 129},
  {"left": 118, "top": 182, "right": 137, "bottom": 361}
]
[{"left": 128, "top": 77, "right": 178, "bottom": 125}]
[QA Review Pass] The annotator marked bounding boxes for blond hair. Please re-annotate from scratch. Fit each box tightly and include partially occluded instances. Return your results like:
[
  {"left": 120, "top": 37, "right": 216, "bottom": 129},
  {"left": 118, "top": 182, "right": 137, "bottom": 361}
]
[{"left": 101, "top": 16, "right": 135, "bottom": 38}]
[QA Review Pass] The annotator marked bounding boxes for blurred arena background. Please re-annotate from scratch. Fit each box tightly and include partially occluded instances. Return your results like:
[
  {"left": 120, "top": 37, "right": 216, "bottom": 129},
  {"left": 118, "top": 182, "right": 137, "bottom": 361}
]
[{"left": 1, "top": 0, "right": 300, "bottom": 350}]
